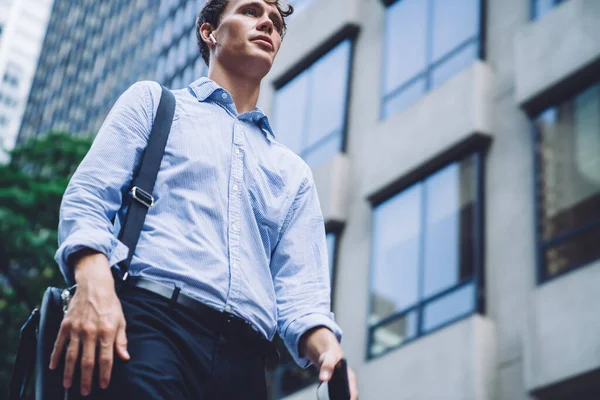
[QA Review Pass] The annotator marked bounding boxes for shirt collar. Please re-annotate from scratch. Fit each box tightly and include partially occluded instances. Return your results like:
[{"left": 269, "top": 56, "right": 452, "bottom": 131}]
[{"left": 188, "top": 77, "right": 275, "bottom": 139}]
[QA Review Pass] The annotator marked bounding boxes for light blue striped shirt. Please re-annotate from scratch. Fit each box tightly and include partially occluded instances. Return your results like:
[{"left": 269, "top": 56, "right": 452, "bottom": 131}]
[{"left": 55, "top": 77, "right": 341, "bottom": 367}]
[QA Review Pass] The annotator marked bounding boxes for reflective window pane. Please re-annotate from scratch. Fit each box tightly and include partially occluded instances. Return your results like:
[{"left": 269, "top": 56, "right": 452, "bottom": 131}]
[
  {"left": 370, "top": 185, "right": 422, "bottom": 322},
  {"left": 431, "top": 41, "right": 478, "bottom": 89},
  {"left": 302, "top": 130, "right": 342, "bottom": 169},
  {"left": 368, "top": 154, "right": 483, "bottom": 358},
  {"left": 306, "top": 40, "right": 351, "bottom": 150},
  {"left": 382, "top": 0, "right": 481, "bottom": 118},
  {"left": 535, "top": 82, "right": 600, "bottom": 278},
  {"left": 422, "top": 282, "right": 475, "bottom": 332},
  {"left": 382, "top": 77, "right": 426, "bottom": 120},
  {"left": 272, "top": 71, "right": 309, "bottom": 155},
  {"left": 532, "top": 0, "right": 565, "bottom": 19},
  {"left": 383, "top": 0, "right": 427, "bottom": 96},
  {"left": 370, "top": 311, "right": 418, "bottom": 357},
  {"left": 272, "top": 40, "right": 351, "bottom": 167},
  {"left": 423, "top": 157, "right": 475, "bottom": 298},
  {"left": 431, "top": 0, "right": 479, "bottom": 62}
]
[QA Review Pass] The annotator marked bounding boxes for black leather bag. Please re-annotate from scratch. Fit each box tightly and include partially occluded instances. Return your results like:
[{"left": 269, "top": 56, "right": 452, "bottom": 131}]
[{"left": 9, "top": 84, "right": 176, "bottom": 400}]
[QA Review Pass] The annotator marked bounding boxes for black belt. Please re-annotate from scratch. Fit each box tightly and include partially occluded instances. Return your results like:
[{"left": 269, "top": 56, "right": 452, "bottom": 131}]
[{"left": 121, "top": 275, "right": 279, "bottom": 368}]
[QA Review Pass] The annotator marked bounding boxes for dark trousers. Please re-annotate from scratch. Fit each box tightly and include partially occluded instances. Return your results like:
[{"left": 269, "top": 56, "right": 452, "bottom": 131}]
[{"left": 68, "top": 287, "right": 268, "bottom": 399}]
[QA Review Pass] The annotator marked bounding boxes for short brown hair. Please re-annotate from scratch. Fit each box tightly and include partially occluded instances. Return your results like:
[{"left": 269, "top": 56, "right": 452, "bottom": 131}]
[{"left": 196, "top": 0, "right": 294, "bottom": 66}]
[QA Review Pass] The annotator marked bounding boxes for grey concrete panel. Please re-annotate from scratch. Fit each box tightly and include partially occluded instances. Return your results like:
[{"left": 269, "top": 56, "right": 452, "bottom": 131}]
[
  {"left": 358, "top": 316, "right": 496, "bottom": 400},
  {"left": 523, "top": 260, "right": 600, "bottom": 392},
  {"left": 359, "top": 62, "right": 495, "bottom": 198},
  {"left": 514, "top": 0, "right": 600, "bottom": 106},
  {"left": 312, "top": 153, "right": 351, "bottom": 223}
]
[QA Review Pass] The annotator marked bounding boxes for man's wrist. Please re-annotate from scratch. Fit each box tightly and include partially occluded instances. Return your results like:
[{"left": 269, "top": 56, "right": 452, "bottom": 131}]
[
  {"left": 71, "top": 249, "right": 111, "bottom": 284},
  {"left": 299, "top": 326, "right": 338, "bottom": 365}
]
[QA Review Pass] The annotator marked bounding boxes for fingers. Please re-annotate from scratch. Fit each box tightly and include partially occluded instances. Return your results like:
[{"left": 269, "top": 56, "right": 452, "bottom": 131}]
[
  {"left": 50, "top": 319, "right": 71, "bottom": 370},
  {"left": 98, "top": 331, "right": 115, "bottom": 389},
  {"left": 80, "top": 328, "right": 98, "bottom": 396},
  {"left": 115, "top": 319, "right": 130, "bottom": 361},
  {"left": 63, "top": 333, "right": 80, "bottom": 389},
  {"left": 318, "top": 352, "right": 339, "bottom": 382}
]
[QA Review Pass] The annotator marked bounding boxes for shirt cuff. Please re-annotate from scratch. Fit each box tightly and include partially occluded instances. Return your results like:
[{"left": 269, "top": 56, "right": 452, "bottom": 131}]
[
  {"left": 55, "top": 228, "right": 130, "bottom": 285},
  {"left": 282, "top": 312, "right": 343, "bottom": 368}
]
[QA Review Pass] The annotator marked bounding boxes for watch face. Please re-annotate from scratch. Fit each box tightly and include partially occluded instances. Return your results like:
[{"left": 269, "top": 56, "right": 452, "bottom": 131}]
[{"left": 317, "top": 382, "right": 330, "bottom": 400}]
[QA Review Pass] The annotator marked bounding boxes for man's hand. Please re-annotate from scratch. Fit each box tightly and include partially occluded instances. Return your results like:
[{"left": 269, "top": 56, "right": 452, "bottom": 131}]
[
  {"left": 299, "top": 327, "right": 359, "bottom": 400},
  {"left": 49, "top": 250, "right": 129, "bottom": 396}
]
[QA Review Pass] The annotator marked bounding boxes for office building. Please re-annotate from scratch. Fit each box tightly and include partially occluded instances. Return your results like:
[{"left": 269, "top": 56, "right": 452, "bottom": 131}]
[
  {"left": 262, "top": 0, "right": 600, "bottom": 398},
  {"left": 17, "top": 0, "right": 600, "bottom": 398},
  {"left": 0, "top": 0, "right": 54, "bottom": 162}
]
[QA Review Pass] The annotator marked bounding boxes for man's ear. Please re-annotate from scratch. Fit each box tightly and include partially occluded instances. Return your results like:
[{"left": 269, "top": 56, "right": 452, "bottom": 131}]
[{"left": 200, "top": 22, "right": 216, "bottom": 46}]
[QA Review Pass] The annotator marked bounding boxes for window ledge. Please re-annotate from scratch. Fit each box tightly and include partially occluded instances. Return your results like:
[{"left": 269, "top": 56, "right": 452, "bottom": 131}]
[
  {"left": 360, "top": 61, "right": 494, "bottom": 199},
  {"left": 524, "top": 259, "right": 600, "bottom": 397},
  {"left": 515, "top": 0, "right": 600, "bottom": 115},
  {"left": 312, "top": 152, "right": 351, "bottom": 224},
  {"left": 361, "top": 315, "right": 497, "bottom": 399}
]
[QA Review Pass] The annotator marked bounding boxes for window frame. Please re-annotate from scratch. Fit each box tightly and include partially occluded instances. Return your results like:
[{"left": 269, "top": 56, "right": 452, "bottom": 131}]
[
  {"left": 530, "top": 0, "right": 567, "bottom": 20},
  {"left": 365, "top": 134, "right": 490, "bottom": 360},
  {"left": 271, "top": 24, "right": 359, "bottom": 167},
  {"left": 379, "top": 0, "right": 487, "bottom": 120},
  {"left": 531, "top": 82, "right": 600, "bottom": 284}
]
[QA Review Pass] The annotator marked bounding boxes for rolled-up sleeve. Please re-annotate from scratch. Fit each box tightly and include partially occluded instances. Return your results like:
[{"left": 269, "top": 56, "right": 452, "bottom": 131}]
[
  {"left": 270, "top": 165, "right": 343, "bottom": 368},
  {"left": 55, "top": 81, "right": 158, "bottom": 285}
]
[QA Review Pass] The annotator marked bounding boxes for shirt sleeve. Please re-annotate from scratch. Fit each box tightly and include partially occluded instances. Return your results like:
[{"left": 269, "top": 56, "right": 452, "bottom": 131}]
[
  {"left": 55, "top": 81, "right": 161, "bottom": 285},
  {"left": 270, "top": 164, "right": 343, "bottom": 368}
]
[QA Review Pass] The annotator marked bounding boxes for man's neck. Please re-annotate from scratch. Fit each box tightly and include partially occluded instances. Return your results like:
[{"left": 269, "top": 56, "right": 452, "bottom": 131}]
[{"left": 208, "top": 64, "right": 262, "bottom": 114}]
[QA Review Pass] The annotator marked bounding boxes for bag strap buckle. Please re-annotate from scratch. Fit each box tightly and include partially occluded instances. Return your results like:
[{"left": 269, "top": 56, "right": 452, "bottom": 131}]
[{"left": 131, "top": 186, "right": 154, "bottom": 208}]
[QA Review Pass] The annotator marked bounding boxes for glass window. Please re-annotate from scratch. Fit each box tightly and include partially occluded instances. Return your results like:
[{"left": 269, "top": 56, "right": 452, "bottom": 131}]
[
  {"left": 178, "top": 36, "right": 188, "bottom": 68},
  {"left": 162, "top": 19, "right": 173, "bottom": 48},
  {"left": 272, "top": 39, "right": 352, "bottom": 169},
  {"left": 532, "top": 0, "right": 567, "bottom": 20},
  {"left": 166, "top": 45, "right": 177, "bottom": 78},
  {"left": 188, "top": 27, "right": 199, "bottom": 59},
  {"left": 368, "top": 154, "right": 483, "bottom": 358},
  {"left": 533, "top": 82, "right": 600, "bottom": 280},
  {"left": 173, "top": 7, "right": 183, "bottom": 38},
  {"left": 382, "top": 0, "right": 482, "bottom": 119},
  {"left": 194, "top": 56, "right": 206, "bottom": 79},
  {"left": 185, "top": 0, "right": 196, "bottom": 28}
]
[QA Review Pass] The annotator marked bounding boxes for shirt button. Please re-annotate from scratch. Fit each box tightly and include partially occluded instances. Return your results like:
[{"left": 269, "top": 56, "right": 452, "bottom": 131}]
[
  {"left": 225, "top": 305, "right": 231, "bottom": 312},
  {"left": 221, "top": 93, "right": 228, "bottom": 100},
  {"left": 232, "top": 223, "right": 239, "bottom": 232},
  {"left": 235, "top": 147, "right": 241, "bottom": 155},
  {"left": 233, "top": 261, "right": 239, "bottom": 268},
  {"left": 232, "top": 184, "right": 239, "bottom": 191}
]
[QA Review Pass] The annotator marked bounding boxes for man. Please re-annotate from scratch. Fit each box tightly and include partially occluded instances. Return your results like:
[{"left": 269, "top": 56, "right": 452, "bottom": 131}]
[{"left": 49, "top": 0, "right": 358, "bottom": 398}]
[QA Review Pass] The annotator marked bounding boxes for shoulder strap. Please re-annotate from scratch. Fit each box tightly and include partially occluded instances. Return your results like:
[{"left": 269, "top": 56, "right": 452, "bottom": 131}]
[{"left": 117, "top": 85, "right": 175, "bottom": 272}]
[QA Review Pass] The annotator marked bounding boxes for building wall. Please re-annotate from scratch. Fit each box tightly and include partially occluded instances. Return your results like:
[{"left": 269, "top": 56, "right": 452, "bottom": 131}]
[
  {"left": 0, "top": 0, "right": 53, "bottom": 162},
  {"left": 14, "top": 0, "right": 600, "bottom": 398},
  {"left": 262, "top": 0, "right": 600, "bottom": 399},
  {"left": 17, "top": 0, "right": 161, "bottom": 144}
]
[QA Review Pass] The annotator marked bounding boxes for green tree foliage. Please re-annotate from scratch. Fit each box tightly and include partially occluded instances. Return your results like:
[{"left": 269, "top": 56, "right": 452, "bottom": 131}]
[{"left": 0, "top": 132, "right": 93, "bottom": 397}]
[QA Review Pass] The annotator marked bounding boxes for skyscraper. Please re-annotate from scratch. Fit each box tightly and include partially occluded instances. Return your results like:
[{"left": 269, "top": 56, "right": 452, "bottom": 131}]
[
  {"left": 17, "top": 0, "right": 161, "bottom": 144},
  {"left": 0, "top": 0, "right": 54, "bottom": 162}
]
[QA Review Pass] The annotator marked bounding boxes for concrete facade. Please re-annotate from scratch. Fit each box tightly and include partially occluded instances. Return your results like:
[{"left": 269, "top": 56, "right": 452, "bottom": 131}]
[
  {"left": 14, "top": 0, "right": 599, "bottom": 398},
  {"left": 260, "top": 0, "right": 600, "bottom": 398}
]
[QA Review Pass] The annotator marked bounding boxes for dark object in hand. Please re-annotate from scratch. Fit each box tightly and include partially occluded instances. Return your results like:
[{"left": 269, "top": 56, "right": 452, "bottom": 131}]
[{"left": 316, "top": 359, "right": 350, "bottom": 400}]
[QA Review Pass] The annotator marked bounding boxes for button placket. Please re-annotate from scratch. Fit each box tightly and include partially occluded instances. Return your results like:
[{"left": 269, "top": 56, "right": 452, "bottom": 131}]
[{"left": 226, "top": 123, "right": 245, "bottom": 308}]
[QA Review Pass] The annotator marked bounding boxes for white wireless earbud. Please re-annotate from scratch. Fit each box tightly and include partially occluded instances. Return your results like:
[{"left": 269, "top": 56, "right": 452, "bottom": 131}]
[{"left": 209, "top": 33, "right": 217, "bottom": 45}]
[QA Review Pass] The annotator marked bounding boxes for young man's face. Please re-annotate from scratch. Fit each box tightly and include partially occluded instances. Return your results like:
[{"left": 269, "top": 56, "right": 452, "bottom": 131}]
[{"left": 212, "top": 0, "right": 284, "bottom": 78}]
